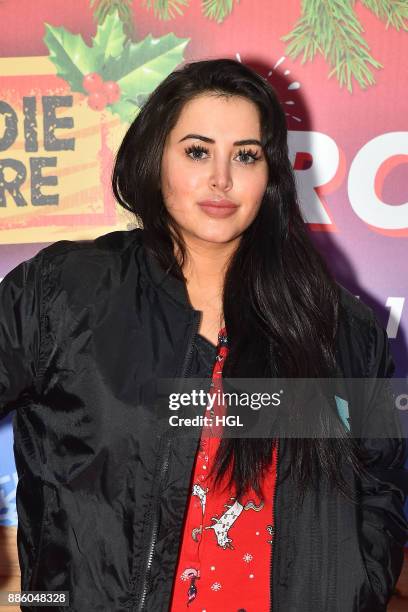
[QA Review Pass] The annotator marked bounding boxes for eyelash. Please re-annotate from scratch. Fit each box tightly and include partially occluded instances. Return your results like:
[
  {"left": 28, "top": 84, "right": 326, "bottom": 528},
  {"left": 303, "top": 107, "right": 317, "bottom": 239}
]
[{"left": 184, "top": 144, "right": 261, "bottom": 164}]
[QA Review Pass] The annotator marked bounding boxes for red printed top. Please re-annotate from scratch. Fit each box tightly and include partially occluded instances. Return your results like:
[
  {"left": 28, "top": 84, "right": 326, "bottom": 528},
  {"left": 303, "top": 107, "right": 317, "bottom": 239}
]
[{"left": 170, "top": 328, "right": 278, "bottom": 612}]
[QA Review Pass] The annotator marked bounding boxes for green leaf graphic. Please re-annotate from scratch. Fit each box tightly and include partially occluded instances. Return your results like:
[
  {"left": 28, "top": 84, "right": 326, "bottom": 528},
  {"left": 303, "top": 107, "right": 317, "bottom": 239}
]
[
  {"left": 282, "top": 0, "right": 407, "bottom": 91},
  {"left": 143, "top": 0, "right": 189, "bottom": 21},
  {"left": 202, "top": 0, "right": 239, "bottom": 23},
  {"left": 44, "top": 23, "right": 102, "bottom": 91},
  {"left": 44, "top": 10, "right": 190, "bottom": 122},
  {"left": 109, "top": 97, "right": 142, "bottom": 123},
  {"left": 93, "top": 11, "right": 126, "bottom": 60},
  {"left": 104, "top": 33, "right": 190, "bottom": 99}
]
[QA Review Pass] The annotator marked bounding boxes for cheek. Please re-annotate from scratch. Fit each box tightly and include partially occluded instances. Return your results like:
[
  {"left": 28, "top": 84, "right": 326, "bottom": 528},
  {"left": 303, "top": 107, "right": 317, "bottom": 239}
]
[
  {"left": 161, "top": 158, "right": 174, "bottom": 197},
  {"left": 241, "top": 171, "right": 268, "bottom": 206},
  {"left": 162, "top": 161, "right": 202, "bottom": 206}
]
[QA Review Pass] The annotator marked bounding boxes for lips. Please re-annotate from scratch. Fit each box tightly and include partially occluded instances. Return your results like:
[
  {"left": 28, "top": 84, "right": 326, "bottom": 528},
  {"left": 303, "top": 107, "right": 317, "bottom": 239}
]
[
  {"left": 197, "top": 199, "right": 239, "bottom": 219},
  {"left": 198, "top": 199, "right": 237, "bottom": 208}
]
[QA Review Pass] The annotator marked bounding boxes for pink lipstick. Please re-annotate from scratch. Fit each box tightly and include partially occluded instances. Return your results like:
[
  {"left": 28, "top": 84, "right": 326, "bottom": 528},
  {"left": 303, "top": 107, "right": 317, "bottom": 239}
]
[{"left": 197, "top": 199, "right": 238, "bottom": 219}]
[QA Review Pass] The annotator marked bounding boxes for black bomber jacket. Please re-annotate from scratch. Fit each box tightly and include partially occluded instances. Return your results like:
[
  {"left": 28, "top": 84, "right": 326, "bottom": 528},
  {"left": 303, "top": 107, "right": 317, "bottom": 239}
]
[{"left": 0, "top": 228, "right": 407, "bottom": 611}]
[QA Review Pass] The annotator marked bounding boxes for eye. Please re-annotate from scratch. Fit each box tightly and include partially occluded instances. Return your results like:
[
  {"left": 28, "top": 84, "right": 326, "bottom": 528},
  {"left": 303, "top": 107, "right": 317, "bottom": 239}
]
[
  {"left": 184, "top": 144, "right": 262, "bottom": 164},
  {"left": 236, "top": 148, "right": 262, "bottom": 164},
  {"left": 185, "top": 144, "right": 209, "bottom": 161}
]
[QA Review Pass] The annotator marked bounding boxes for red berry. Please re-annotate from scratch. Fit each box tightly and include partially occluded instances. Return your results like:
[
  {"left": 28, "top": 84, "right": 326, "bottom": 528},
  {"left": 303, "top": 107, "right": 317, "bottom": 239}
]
[
  {"left": 87, "top": 91, "right": 108, "bottom": 111},
  {"left": 102, "top": 81, "right": 121, "bottom": 104},
  {"left": 83, "top": 73, "right": 103, "bottom": 93}
]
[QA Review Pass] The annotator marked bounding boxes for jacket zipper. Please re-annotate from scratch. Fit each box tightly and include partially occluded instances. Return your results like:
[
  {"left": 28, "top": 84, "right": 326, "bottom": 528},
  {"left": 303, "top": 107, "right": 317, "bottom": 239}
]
[
  {"left": 270, "top": 437, "right": 280, "bottom": 612},
  {"left": 136, "top": 311, "right": 201, "bottom": 611}
]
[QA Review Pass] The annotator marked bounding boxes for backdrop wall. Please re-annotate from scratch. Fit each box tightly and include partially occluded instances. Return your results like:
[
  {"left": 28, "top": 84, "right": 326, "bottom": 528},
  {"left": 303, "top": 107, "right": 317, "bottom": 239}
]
[{"left": 1, "top": 0, "right": 407, "bottom": 528}]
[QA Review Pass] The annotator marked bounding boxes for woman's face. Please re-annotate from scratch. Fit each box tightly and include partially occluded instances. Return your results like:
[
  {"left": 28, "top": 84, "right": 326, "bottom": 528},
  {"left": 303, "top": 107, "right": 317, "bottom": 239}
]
[{"left": 160, "top": 93, "right": 269, "bottom": 246}]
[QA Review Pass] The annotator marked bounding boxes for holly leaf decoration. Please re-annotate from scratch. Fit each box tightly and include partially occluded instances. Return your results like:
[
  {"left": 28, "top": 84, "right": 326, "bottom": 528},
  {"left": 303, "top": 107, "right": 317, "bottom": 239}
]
[
  {"left": 93, "top": 11, "right": 126, "bottom": 61},
  {"left": 105, "top": 33, "right": 189, "bottom": 121},
  {"left": 44, "top": 10, "right": 190, "bottom": 122},
  {"left": 109, "top": 97, "right": 142, "bottom": 123},
  {"left": 44, "top": 24, "right": 102, "bottom": 91},
  {"left": 103, "top": 33, "right": 190, "bottom": 99}
]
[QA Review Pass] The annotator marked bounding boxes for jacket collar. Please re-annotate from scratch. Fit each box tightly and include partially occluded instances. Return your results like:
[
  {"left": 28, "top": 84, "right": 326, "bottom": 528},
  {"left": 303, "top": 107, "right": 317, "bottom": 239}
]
[{"left": 134, "top": 228, "right": 195, "bottom": 312}]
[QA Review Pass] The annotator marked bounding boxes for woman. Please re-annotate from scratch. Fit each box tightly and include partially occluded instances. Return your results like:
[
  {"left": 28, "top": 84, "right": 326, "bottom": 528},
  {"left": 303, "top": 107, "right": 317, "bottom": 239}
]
[{"left": 0, "top": 58, "right": 407, "bottom": 612}]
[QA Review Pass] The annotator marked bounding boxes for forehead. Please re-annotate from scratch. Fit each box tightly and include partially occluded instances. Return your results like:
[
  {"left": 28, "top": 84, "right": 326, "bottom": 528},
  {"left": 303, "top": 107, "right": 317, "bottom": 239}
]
[{"left": 170, "top": 93, "right": 262, "bottom": 139}]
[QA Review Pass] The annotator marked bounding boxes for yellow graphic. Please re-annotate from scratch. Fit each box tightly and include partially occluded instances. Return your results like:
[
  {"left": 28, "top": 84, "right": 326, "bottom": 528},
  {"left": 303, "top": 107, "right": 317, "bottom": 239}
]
[{"left": 0, "top": 56, "right": 132, "bottom": 245}]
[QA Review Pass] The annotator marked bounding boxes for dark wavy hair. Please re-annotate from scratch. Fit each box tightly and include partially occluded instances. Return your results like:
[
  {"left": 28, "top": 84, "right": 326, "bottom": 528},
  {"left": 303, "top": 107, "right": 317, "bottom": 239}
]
[{"left": 112, "top": 58, "right": 367, "bottom": 504}]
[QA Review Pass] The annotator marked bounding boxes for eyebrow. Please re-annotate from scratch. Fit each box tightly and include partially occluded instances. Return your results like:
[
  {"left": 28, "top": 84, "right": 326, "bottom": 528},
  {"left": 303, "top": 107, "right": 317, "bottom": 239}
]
[{"left": 178, "top": 133, "right": 262, "bottom": 147}]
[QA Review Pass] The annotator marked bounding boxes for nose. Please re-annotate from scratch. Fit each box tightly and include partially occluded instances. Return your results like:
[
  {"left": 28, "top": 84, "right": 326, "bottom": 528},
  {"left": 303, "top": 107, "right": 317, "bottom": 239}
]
[{"left": 209, "top": 158, "right": 233, "bottom": 192}]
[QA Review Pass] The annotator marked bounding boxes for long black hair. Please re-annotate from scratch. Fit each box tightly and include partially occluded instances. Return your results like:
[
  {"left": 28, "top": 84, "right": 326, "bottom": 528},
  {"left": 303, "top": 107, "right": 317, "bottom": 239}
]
[{"left": 112, "top": 58, "right": 367, "bottom": 504}]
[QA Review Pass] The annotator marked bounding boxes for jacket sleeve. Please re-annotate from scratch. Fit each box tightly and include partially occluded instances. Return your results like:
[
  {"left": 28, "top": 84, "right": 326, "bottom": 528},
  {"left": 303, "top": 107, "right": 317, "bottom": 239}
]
[
  {"left": 0, "top": 254, "right": 43, "bottom": 420},
  {"left": 358, "top": 316, "right": 408, "bottom": 609}
]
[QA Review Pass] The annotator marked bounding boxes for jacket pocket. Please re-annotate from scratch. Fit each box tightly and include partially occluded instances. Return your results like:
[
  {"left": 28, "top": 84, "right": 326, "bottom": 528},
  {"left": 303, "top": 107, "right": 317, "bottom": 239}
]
[
  {"left": 358, "top": 541, "right": 378, "bottom": 597},
  {"left": 357, "top": 538, "right": 389, "bottom": 612},
  {"left": 28, "top": 482, "right": 55, "bottom": 591},
  {"left": 358, "top": 499, "right": 406, "bottom": 611}
]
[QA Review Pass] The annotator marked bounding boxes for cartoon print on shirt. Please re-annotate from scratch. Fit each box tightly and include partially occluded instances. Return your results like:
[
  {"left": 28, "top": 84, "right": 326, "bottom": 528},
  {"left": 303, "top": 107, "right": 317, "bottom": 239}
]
[
  {"left": 180, "top": 568, "right": 200, "bottom": 606},
  {"left": 192, "top": 483, "right": 208, "bottom": 514},
  {"left": 171, "top": 327, "right": 279, "bottom": 609},
  {"left": 205, "top": 497, "right": 264, "bottom": 550},
  {"left": 191, "top": 483, "right": 209, "bottom": 541},
  {"left": 266, "top": 524, "right": 275, "bottom": 544},
  {"left": 191, "top": 525, "right": 202, "bottom": 542}
]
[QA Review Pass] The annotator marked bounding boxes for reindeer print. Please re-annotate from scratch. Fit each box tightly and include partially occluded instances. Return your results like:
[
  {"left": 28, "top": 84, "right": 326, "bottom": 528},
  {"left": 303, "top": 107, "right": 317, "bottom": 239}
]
[
  {"left": 205, "top": 497, "right": 264, "bottom": 550},
  {"left": 192, "top": 483, "right": 208, "bottom": 515}
]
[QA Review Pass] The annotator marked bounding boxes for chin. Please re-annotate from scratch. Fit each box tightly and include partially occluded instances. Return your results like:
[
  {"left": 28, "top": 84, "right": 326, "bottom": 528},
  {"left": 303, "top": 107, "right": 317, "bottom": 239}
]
[{"left": 193, "top": 228, "right": 242, "bottom": 244}]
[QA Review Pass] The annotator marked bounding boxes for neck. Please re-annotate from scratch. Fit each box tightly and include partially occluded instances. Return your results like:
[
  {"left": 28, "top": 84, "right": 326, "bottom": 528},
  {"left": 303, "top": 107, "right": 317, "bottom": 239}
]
[
  {"left": 179, "top": 234, "right": 239, "bottom": 289},
  {"left": 175, "top": 234, "right": 240, "bottom": 329}
]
